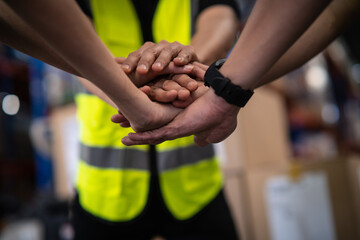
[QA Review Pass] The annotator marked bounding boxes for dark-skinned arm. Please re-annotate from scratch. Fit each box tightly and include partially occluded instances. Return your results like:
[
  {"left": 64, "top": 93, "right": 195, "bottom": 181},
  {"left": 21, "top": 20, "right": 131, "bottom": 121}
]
[{"left": 257, "top": 0, "right": 360, "bottom": 87}]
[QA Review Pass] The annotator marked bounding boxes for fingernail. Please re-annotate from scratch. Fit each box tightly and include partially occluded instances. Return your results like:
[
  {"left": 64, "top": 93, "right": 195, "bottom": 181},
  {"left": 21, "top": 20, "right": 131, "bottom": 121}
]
[
  {"left": 176, "top": 57, "right": 184, "bottom": 62},
  {"left": 138, "top": 64, "right": 147, "bottom": 71},
  {"left": 122, "top": 64, "right": 130, "bottom": 71},
  {"left": 154, "top": 62, "right": 162, "bottom": 69},
  {"left": 183, "top": 65, "right": 194, "bottom": 71}
]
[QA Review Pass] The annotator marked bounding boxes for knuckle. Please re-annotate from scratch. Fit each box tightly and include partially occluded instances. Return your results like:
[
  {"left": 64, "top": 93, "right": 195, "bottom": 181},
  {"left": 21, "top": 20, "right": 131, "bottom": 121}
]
[
  {"left": 163, "top": 46, "right": 175, "bottom": 53},
  {"left": 144, "top": 41, "right": 154, "bottom": 47},
  {"left": 186, "top": 47, "right": 195, "bottom": 55},
  {"left": 159, "top": 40, "right": 169, "bottom": 44},
  {"left": 185, "top": 50, "right": 196, "bottom": 60},
  {"left": 143, "top": 47, "right": 158, "bottom": 56},
  {"left": 184, "top": 45, "right": 194, "bottom": 52},
  {"left": 172, "top": 41, "right": 181, "bottom": 46},
  {"left": 127, "top": 51, "right": 139, "bottom": 59}
]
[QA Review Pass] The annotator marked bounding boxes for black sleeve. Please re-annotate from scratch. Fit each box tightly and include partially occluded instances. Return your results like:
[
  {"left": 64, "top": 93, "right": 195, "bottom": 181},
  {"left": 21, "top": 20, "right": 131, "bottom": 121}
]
[
  {"left": 75, "top": 0, "right": 93, "bottom": 20},
  {"left": 198, "top": 0, "right": 241, "bottom": 19}
]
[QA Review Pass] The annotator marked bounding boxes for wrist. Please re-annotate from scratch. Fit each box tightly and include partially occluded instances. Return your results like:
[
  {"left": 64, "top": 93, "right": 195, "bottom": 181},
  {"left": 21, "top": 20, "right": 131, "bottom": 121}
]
[
  {"left": 219, "top": 63, "right": 256, "bottom": 91},
  {"left": 206, "top": 89, "right": 240, "bottom": 116},
  {"left": 204, "top": 59, "right": 254, "bottom": 107}
]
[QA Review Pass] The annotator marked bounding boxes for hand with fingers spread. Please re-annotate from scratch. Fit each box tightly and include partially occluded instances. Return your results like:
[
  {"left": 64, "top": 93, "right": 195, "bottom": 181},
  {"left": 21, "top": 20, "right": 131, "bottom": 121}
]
[
  {"left": 115, "top": 56, "right": 207, "bottom": 102},
  {"left": 121, "top": 40, "right": 198, "bottom": 75},
  {"left": 75, "top": 58, "right": 203, "bottom": 118},
  {"left": 115, "top": 57, "right": 198, "bottom": 87}
]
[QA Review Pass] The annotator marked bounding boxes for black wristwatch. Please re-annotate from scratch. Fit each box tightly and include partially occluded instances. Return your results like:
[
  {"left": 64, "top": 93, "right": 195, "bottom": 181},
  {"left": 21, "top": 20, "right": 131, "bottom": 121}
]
[{"left": 204, "top": 59, "right": 254, "bottom": 107}]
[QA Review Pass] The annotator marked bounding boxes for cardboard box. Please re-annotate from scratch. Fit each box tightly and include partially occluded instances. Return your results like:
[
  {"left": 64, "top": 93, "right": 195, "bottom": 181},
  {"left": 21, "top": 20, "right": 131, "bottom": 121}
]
[
  {"left": 301, "top": 158, "right": 358, "bottom": 240},
  {"left": 222, "top": 86, "right": 291, "bottom": 170},
  {"left": 347, "top": 155, "right": 360, "bottom": 240},
  {"left": 224, "top": 159, "right": 359, "bottom": 240},
  {"left": 223, "top": 168, "right": 252, "bottom": 240},
  {"left": 220, "top": 76, "right": 360, "bottom": 239},
  {"left": 221, "top": 85, "right": 292, "bottom": 239}
]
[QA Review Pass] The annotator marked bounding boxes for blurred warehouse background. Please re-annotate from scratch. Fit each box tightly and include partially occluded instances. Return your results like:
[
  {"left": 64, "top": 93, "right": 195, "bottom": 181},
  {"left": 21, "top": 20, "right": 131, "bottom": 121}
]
[{"left": 1, "top": 1, "right": 360, "bottom": 240}]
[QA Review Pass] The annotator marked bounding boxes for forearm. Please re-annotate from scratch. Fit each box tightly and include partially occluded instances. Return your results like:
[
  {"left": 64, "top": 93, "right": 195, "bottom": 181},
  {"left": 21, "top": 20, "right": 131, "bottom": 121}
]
[
  {"left": 6, "top": 0, "right": 155, "bottom": 123},
  {"left": 77, "top": 77, "right": 117, "bottom": 109},
  {"left": 0, "top": 1, "right": 79, "bottom": 75},
  {"left": 191, "top": 5, "right": 239, "bottom": 65},
  {"left": 257, "top": 0, "right": 360, "bottom": 87},
  {"left": 220, "top": 0, "right": 331, "bottom": 90}
]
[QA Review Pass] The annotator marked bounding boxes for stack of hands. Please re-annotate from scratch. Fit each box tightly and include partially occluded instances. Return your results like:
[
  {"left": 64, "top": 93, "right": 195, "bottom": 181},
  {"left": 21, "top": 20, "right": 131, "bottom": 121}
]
[
  {"left": 111, "top": 41, "right": 240, "bottom": 147},
  {"left": 4, "top": 0, "right": 345, "bottom": 147}
]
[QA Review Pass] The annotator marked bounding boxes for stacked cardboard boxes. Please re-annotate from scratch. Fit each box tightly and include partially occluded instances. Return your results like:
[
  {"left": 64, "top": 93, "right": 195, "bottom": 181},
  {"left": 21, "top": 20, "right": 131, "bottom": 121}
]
[{"left": 221, "top": 86, "right": 360, "bottom": 240}]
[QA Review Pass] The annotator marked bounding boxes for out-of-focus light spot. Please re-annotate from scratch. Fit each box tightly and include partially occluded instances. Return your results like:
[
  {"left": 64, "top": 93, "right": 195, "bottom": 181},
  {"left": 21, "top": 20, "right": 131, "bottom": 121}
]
[
  {"left": 2, "top": 94, "right": 20, "bottom": 115},
  {"left": 321, "top": 103, "right": 339, "bottom": 125},
  {"left": 305, "top": 65, "right": 328, "bottom": 91},
  {"left": 351, "top": 64, "right": 360, "bottom": 84}
]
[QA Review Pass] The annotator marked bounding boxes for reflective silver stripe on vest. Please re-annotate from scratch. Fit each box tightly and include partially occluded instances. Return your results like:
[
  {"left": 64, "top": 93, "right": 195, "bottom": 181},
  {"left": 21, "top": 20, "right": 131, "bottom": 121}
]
[
  {"left": 80, "top": 144, "right": 149, "bottom": 170},
  {"left": 157, "top": 144, "right": 215, "bottom": 172}
]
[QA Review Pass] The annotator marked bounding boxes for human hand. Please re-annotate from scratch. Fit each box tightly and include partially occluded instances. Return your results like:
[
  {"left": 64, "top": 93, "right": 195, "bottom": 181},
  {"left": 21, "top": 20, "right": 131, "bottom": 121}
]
[
  {"left": 117, "top": 94, "right": 183, "bottom": 133},
  {"left": 120, "top": 40, "right": 198, "bottom": 75},
  {"left": 120, "top": 90, "right": 240, "bottom": 146},
  {"left": 169, "top": 62, "right": 209, "bottom": 107},
  {"left": 141, "top": 74, "right": 209, "bottom": 108},
  {"left": 117, "top": 56, "right": 208, "bottom": 98},
  {"left": 115, "top": 57, "right": 196, "bottom": 87},
  {"left": 111, "top": 74, "right": 207, "bottom": 128},
  {"left": 111, "top": 62, "right": 209, "bottom": 127},
  {"left": 110, "top": 82, "right": 209, "bottom": 128},
  {"left": 140, "top": 74, "right": 194, "bottom": 103}
]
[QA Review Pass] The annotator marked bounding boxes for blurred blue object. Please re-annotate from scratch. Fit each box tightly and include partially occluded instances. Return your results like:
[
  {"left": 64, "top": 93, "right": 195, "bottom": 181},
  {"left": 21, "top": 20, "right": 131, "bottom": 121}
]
[{"left": 28, "top": 58, "right": 53, "bottom": 191}]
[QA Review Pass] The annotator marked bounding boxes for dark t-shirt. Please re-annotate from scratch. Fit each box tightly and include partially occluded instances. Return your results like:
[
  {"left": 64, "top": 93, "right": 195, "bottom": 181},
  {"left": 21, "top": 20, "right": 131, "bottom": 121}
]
[{"left": 76, "top": 0, "right": 240, "bottom": 42}]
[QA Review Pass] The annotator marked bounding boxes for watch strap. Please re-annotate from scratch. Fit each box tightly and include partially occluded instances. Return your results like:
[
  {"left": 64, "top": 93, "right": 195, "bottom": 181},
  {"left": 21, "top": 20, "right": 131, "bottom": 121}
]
[{"left": 204, "top": 59, "right": 254, "bottom": 107}]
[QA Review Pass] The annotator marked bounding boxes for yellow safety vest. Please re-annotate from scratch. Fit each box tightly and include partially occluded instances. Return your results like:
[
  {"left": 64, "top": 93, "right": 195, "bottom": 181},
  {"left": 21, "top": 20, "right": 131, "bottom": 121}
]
[{"left": 75, "top": 0, "right": 223, "bottom": 222}]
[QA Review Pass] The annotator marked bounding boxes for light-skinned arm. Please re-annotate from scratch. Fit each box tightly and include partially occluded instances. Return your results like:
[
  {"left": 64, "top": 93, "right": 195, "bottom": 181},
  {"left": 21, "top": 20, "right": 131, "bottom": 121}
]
[
  {"left": 6, "top": 0, "right": 181, "bottom": 132},
  {"left": 0, "top": 0, "right": 195, "bottom": 108},
  {"left": 0, "top": 1, "right": 79, "bottom": 75}
]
